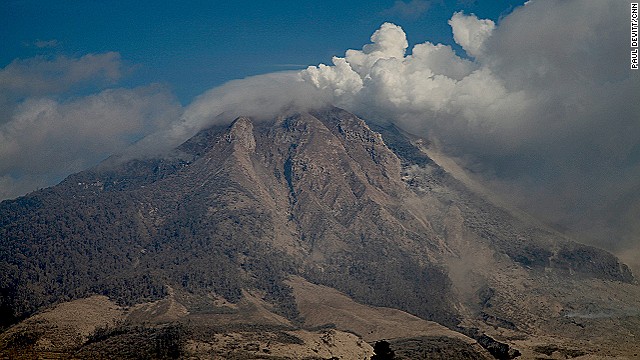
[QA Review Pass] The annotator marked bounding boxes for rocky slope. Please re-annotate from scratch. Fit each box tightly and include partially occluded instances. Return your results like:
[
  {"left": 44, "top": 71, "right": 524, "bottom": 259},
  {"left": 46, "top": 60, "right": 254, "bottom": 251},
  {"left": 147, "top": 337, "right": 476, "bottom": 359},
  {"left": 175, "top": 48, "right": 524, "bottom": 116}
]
[{"left": 1, "top": 107, "right": 639, "bottom": 358}]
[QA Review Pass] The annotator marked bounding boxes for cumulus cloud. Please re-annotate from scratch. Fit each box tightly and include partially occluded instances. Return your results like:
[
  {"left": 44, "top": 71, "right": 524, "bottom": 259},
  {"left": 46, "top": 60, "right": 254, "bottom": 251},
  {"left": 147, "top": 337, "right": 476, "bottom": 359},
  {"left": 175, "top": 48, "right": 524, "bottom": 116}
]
[
  {"left": 0, "top": 53, "right": 181, "bottom": 200},
  {"left": 299, "top": 19, "right": 513, "bottom": 134},
  {"left": 298, "top": 0, "right": 640, "bottom": 261},
  {"left": 448, "top": 12, "right": 495, "bottom": 58}
]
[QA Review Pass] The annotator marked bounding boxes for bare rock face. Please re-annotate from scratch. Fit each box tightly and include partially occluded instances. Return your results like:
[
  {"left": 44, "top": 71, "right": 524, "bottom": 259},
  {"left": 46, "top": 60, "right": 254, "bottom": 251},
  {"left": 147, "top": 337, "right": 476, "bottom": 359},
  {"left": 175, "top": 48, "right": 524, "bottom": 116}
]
[
  {"left": 226, "top": 116, "right": 256, "bottom": 152},
  {"left": 1, "top": 106, "right": 639, "bottom": 358}
]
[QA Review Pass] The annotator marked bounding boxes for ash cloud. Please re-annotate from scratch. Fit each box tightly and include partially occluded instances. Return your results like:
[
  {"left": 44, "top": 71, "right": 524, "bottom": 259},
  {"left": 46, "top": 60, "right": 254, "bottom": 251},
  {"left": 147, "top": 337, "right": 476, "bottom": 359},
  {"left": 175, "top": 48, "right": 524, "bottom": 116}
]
[
  {"left": 154, "top": 0, "right": 638, "bottom": 265},
  {"left": 298, "top": 0, "right": 639, "bottom": 268},
  {"left": 448, "top": 12, "right": 494, "bottom": 58}
]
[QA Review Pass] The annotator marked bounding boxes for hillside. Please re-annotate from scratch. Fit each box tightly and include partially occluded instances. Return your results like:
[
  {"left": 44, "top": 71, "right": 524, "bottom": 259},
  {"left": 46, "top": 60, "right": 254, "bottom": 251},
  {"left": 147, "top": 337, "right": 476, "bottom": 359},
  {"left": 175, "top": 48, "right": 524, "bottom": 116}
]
[{"left": 1, "top": 107, "right": 639, "bottom": 358}]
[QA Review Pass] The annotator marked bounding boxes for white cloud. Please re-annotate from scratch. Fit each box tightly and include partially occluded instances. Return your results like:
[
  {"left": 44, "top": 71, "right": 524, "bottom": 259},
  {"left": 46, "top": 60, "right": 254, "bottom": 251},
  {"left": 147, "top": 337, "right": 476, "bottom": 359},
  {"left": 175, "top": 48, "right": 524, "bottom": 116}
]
[
  {"left": 0, "top": 53, "right": 181, "bottom": 200},
  {"left": 0, "top": 85, "right": 181, "bottom": 200},
  {"left": 126, "top": 71, "right": 329, "bottom": 158},
  {"left": 0, "top": 52, "right": 122, "bottom": 97},
  {"left": 346, "top": 23, "right": 409, "bottom": 74},
  {"left": 299, "top": 0, "right": 640, "bottom": 255},
  {"left": 448, "top": 12, "right": 495, "bottom": 58},
  {"left": 301, "top": 57, "right": 363, "bottom": 97},
  {"left": 0, "top": 52, "right": 126, "bottom": 130},
  {"left": 299, "top": 18, "right": 505, "bottom": 131}
]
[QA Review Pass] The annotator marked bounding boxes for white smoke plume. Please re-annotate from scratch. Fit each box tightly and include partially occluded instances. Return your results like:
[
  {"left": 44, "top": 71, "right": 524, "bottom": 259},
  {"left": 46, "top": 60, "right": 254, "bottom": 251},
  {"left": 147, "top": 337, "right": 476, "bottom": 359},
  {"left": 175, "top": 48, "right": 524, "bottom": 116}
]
[
  {"left": 296, "top": 0, "right": 640, "bottom": 271},
  {"left": 167, "top": 2, "right": 637, "bottom": 245},
  {"left": 299, "top": 17, "right": 528, "bottom": 141},
  {"left": 126, "top": 71, "right": 329, "bottom": 156},
  {"left": 448, "top": 12, "right": 494, "bottom": 58},
  {"left": 160, "top": 0, "right": 638, "bottom": 268}
]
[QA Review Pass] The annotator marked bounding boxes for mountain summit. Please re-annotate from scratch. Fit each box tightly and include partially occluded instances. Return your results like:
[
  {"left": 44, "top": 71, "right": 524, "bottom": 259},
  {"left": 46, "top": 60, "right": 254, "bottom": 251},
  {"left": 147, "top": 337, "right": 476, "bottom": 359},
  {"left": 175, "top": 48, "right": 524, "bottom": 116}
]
[{"left": 1, "top": 107, "right": 639, "bottom": 358}]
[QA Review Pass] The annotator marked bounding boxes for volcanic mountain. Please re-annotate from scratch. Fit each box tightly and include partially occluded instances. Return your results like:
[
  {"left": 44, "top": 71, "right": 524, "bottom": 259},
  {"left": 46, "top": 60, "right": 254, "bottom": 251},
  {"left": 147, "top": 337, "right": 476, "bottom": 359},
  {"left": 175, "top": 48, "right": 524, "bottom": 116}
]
[{"left": 1, "top": 107, "right": 639, "bottom": 359}]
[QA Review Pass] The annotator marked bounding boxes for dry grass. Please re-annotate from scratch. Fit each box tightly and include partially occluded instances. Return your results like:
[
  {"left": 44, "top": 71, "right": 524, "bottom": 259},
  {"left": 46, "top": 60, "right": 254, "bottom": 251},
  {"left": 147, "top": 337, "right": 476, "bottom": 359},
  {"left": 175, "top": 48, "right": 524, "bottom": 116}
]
[{"left": 287, "top": 276, "right": 474, "bottom": 343}]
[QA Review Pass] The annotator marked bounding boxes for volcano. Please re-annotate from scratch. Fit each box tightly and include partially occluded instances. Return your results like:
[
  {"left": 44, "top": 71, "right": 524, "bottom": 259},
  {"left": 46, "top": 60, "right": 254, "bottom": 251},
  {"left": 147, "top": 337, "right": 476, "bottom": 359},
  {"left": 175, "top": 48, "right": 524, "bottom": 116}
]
[{"left": 1, "top": 107, "right": 639, "bottom": 359}]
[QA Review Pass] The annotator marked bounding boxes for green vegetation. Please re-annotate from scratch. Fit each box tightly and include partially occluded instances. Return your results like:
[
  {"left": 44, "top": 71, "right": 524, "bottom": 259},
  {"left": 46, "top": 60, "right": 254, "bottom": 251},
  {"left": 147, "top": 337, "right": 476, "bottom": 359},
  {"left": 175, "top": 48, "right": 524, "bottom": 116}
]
[
  {"left": 78, "top": 323, "right": 188, "bottom": 359},
  {"left": 386, "top": 336, "right": 490, "bottom": 360},
  {"left": 371, "top": 340, "right": 395, "bottom": 359}
]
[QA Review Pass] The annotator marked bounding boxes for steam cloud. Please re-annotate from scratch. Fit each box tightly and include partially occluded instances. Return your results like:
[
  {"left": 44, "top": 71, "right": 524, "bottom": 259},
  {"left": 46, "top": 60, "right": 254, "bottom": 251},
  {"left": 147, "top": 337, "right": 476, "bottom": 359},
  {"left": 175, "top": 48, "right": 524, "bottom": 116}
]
[
  {"left": 172, "top": 0, "right": 639, "bottom": 268},
  {"left": 296, "top": 0, "right": 639, "bottom": 269}
]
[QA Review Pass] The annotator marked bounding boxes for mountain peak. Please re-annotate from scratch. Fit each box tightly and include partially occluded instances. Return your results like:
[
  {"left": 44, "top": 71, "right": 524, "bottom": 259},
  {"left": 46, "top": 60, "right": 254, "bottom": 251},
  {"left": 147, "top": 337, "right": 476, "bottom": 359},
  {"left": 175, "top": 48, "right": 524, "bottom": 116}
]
[
  {"left": 1, "top": 107, "right": 639, "bottom": 358},
  {"left": 226, "top": 116, "right": 256, "bottom": 152}
]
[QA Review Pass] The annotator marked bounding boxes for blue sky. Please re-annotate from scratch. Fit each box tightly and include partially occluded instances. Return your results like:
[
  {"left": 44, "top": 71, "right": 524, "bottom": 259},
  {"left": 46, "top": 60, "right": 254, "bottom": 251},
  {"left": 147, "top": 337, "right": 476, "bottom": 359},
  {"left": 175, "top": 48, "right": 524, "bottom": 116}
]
[{"left": 2, "top": 0, "right": 526, "bottom": 103}]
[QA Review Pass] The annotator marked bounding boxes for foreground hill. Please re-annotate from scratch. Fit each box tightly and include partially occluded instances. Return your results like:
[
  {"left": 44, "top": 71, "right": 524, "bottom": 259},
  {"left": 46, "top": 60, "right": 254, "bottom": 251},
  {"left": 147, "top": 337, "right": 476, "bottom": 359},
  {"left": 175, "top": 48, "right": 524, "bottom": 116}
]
[{"left": 1, "top": 107, "right": 639, "bottom": 358}]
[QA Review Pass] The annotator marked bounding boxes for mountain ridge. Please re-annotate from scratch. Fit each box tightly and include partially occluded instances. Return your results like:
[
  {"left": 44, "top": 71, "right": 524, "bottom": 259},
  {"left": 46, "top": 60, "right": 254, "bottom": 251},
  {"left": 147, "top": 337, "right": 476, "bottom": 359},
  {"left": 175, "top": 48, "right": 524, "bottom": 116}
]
[{"left": 1, "top": 106, "right": 639, "bottom": 358}]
